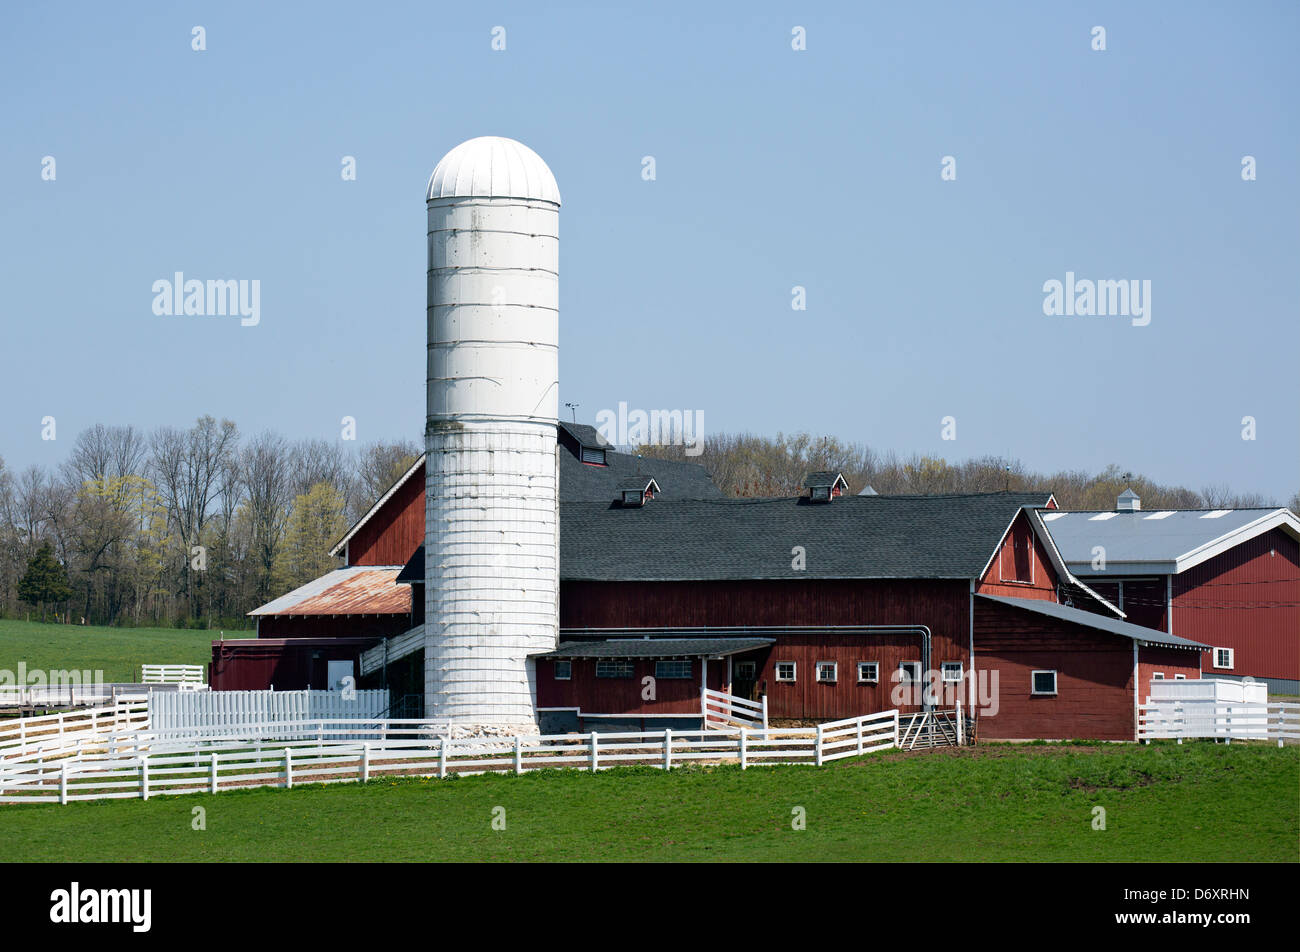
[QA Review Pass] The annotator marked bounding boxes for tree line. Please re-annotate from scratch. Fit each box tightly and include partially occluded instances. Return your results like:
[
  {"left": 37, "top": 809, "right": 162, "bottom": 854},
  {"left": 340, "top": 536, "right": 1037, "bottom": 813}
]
[
  {"left": 638, "top": 432, "right": 1299, "bottom": 512},
  {"left": 0, "top": 418, "right": 419, "bottom": 629},
  {"left": 3, "top": 421, "right": 1293, "bottom": 629}
]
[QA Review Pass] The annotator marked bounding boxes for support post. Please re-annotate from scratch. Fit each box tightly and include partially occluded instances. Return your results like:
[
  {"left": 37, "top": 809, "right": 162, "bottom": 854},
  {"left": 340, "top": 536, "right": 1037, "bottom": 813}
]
[
  {"left": 589, "top": 731, "right": 599, "bottom": 772},
  {"left": 60, "top": 762, "right": 68, "bottom": 805},
  {"left": 815, "top": 724, "right": 824, "bottom": 766},
  {"left": 514, "top": 734, "right": 523, "bottom": 775},
  {"left": 857, "top": 717, "right": 864, "bottom": 755},
  {"left": 284, "top": 748, "right": 293, "bottom": 789},
  {"left": 663, "top": 729, "right": 672, "bottom": 771},
  {"left": 210, "top": 753, "right": 219, "bottom": 794},
  {"left": 956, "top": 700, "right": 964, "bottom": 746},
  {"left": 140, "top": 756, "right": 149, "bottom": 800},
  {"left": 361, "top": 743, "right": 370, "bottom": 784},
  {"left": 761, "top": 694, "right": 769, "bottom": 729},
  {"left": 739, "top": 727, "right": 748, "bottom": 770},
  {"left": 438, "top": 737, "right": 448, "bottom": 779}
]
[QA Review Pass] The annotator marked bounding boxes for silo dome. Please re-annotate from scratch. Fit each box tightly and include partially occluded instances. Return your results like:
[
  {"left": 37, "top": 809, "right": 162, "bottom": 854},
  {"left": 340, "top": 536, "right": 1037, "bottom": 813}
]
[{"left": 426, "top": 136, "right": 561, "bottom": 205}]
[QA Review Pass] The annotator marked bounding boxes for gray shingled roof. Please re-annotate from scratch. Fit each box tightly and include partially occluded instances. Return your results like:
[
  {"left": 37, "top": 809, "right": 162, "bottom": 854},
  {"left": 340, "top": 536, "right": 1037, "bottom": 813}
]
[
  {"left": 977, "top": 594, "right": 1208, "bottom": 649},
  {"left": 561, "top": 492, "right": 1052, "bottom": 581},
  {"left": 535, "top": 637, "right": 775, "bottom": 659},
  {"left": 558, "top": 445, "right": 722, "bottom": 502}
]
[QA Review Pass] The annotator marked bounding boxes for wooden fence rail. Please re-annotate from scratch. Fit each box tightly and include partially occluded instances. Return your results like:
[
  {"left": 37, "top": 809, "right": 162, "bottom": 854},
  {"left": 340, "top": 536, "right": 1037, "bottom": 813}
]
[{"left": 0, "top": 710, "right": 901, "bottom": 805}]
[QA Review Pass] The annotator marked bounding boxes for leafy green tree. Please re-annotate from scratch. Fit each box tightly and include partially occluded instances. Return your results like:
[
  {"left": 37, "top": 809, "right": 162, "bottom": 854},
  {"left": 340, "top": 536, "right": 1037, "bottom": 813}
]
[{"left": 17, "top": 542, "right": 72, "bottom": 621}]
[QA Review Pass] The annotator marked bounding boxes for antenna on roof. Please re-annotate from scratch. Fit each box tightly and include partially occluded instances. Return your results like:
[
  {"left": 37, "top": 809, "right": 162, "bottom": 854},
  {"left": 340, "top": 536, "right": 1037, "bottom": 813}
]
[{"left": 564, "top": 402, "right": 579, "bottom": 423}]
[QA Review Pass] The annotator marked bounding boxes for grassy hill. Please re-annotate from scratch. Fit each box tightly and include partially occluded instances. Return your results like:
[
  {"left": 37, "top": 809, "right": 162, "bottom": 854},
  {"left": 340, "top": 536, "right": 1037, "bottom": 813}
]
[
  {"left": 2, "top": 742, "right": 1295, "bottom": 862},
  {"left": 0, "top": 619, "right": 253, "bottom": 684}
]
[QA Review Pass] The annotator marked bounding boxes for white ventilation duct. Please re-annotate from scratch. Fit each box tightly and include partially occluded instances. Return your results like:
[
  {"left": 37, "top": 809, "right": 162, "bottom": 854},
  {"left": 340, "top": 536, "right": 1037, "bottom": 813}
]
[{"left": 424, "top": 137, "right": 561, "bottom": 728}]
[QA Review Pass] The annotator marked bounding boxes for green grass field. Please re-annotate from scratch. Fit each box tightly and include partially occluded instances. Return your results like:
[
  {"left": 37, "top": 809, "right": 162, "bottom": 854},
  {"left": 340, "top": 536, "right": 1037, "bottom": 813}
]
[
  {"left": 3, "top": 742, "right": 1295, "bottom": 862},
  {"left": 0, "top": 618, "right": 253, "bottom": 684}
]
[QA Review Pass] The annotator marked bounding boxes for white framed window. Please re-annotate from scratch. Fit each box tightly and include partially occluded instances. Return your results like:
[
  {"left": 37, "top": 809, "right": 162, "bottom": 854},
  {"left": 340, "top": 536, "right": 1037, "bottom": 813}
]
[
  {"left": 596, "top": 660, "right": 634, "bottom": 679},
  {"left": 816, "top": 661, "right": 837, "bottom": 683},
  {"left": 941, "top": 662, "right": 963, "bottom": 683},
  {"left": 1174, "top": 674, "right": 1187, "bottom": 680},
  {"left": 1151, "top": 672, "right": 1165, "bottom": 680},
  {"left": 857, "top": 661, "right": 879, "bottom": 683},
  {"left": 775, "top": 662, "right": 797, "bottom": 682},
  {"left": 898, "top": 661, "right": 922, "bottom": 684},
  {"left": 1213, "top": 648, "right": 1234, "bottom": 670},
  {"left": 654, "top": 660, "right": 692, "bottom": 679},
  {"left": 1031, "top": 670, "right": 1058, "bottom": 696},
  {"left": 554, "top": 660, "right": 572, "bottom": 681}
]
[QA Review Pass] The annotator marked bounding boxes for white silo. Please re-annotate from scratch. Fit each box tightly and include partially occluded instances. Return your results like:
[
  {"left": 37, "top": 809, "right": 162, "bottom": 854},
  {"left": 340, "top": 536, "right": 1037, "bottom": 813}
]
[{"left": 423, "top": 136, "right": 560, "bottom": 730}]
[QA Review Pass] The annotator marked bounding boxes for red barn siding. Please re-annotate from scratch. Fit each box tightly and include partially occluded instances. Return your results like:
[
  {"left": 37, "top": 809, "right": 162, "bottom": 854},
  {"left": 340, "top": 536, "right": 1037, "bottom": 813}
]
[
  {"left": 976, "top": 510, "right": 1059, "bottom": 601},
  {"left": 1173, "top": 527, "right": 1299, "bottom": 682},
  {"left": 209, "top": 638, "right": 375, "bottom": 691},
  {"left": 537, "top": 657, "right": 723, "bottom": 715},
  {"left": 1137, "top": 646, "right": 1202, "bottom": 700},
  {"left": 560, "top": 578, "right": 970, "bottom": 721},
  {"left": 744, "top": 633, "right": 942, "bottom": 720},
  {"left": 974, "top": 597, "right": 1136, "bottom": 740},
  {"left": 347, "top": 464, "right": 425, "bottom": 566}
]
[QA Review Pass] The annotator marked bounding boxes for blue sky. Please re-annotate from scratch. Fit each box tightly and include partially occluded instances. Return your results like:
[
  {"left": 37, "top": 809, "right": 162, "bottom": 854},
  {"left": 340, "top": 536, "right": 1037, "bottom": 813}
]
[{"left": 2, "top": 1, "right": 1297, "bottom": 500}]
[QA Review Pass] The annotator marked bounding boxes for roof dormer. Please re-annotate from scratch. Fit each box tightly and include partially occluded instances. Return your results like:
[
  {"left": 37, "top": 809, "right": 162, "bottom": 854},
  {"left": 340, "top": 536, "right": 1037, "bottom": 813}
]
[
  {"left": 618, "top": 477, "right": 660, "bottom": 508},
  {"left": 558, "top": 421, "right": 611, "bottom": 466},
  {"left": 803, "top": 471, "right": 848, "bottom": 503}
]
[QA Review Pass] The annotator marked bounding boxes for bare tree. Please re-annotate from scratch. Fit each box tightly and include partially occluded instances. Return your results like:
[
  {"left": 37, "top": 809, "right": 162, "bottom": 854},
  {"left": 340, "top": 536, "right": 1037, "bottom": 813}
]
[
  {"left": 353, "top": 440, "right": 421, "bottom": 519},
  {"left": 240, "top": 431, "right": 294, "bottom": 604}
]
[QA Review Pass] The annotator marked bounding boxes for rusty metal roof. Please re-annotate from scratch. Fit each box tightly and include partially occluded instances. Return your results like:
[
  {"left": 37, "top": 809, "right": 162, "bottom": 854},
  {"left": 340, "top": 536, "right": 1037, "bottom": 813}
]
[{"left": 248, "top": 566, "right": 410, "bottom": 617}]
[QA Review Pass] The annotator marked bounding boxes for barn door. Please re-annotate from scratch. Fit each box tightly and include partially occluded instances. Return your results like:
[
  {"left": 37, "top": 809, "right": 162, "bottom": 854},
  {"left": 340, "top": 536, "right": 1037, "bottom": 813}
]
[{"left": 732, "top": 659, "right": 759, "bottom": 701}]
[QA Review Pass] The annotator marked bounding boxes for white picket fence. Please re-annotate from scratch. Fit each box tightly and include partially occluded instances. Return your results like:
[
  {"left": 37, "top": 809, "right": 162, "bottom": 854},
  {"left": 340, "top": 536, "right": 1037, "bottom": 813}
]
[
  {"left": 0, "top": 698, "right": 149, "bottom": 762},
  {"left": 0, "top": 709, "right": 902, "bottom": 805},
  {"left": 1137, "top": 701, "right": 1300, "bottom": 745},
  {"left": 141, "top": 664, "right": 206, "bottom": 686},
  {"left": 702, "top": 688, "right": 768, "bottom": 728},
  {"left": 148, "top": 688, "right": 388, "bottom": 737}
]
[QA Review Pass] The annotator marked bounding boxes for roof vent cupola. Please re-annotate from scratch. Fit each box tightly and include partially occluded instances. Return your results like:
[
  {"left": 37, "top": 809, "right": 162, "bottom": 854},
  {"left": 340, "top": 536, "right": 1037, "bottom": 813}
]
[{"left": 1117, "top": 488, "right": 1141, "bottom": 513}]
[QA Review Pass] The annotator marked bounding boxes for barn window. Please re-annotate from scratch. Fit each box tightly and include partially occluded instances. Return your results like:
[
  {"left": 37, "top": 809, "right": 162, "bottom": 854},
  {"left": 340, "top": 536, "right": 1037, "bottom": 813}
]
[
  {"left": 581, "top": 446, "right": 607, "bottom": 466},
  {"left": 554, "top": 661, "right": 572, "bottom": 681},
  {"left": 596, "top": 660, "right": 635, "bottom": 679},
  {"left": 816, "top": 661, "right": 837, "bottom": 683},
  {"left": 775, "top": 662, "right": 797, "bottom": 682},
  {"left": 1213, "top": 648, "right": 1234, "bottom": 670},
  {"left": 941, "top": 662, "right": 963, "bottom": 683},
  {"left": 1152, "top": 672, "right": 1165, "bottom": 680},
  {"left": 1031, "top": 670, "right": 1057, "bottom": 695},
  {"left": 734, "top": 661, "right": 757, "bottom": 680},
  {"left": 898, "top": 661, "right": 922, "bottom": 684},
  {"left": 857, "top": 661, "right": 879, "bottom": 683},
  {"left": 1174, "top": 674, "right": 1186, "bottom": 680},
  {"left": 654, "top": 660, "right": 692, "bottom": 679}
]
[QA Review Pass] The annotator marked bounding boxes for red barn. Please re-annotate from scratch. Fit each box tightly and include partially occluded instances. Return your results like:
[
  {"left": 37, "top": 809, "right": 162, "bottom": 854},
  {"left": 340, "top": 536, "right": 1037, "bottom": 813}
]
[{"left": 1040, "top": 491, "right": 1300, "bottom": 694}]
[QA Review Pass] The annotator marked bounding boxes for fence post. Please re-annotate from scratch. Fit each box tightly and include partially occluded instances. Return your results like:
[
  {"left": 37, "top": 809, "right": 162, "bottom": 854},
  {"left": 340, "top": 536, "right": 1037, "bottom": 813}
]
[
  {"left": 284, "top": 748, "right": 293, "bottom": 789},
  {"left": 589, "top": 732, "right": 599, "bottom": 772},
  {"left": 57, "top": 712, "right": 65, "bottom": 742},
  {"left": 60, "top": 761, "right": 68, "bottom": 805},
  {"left": 210, "top": 753, "right": 219, "bottom": 794},
  {"left": 892, "top": 710, "right": 899, "bottom": 749},
  {"left": 761, "top": 694, "right": 769, "bottom": 729},
  {"left": 140, "top": 756, "right": 149, "bottom": 800},
  {"left": 361, "top": 743, "right": 370, "bottom": 784},
  {"left": 514, "top": 734, "right": 523, "bottom": 775},
  {"left": 739, "top": 727, "right": 748, "bottom": 770},
  {"left": 438, "top": 737, "right": 448, "bottom": 779},
  {"left": 663, "top": 729, "right": 672, "bottom": 771},
  {"left": 956, "top": 700, "right": 964, "bottom": 746},
  {"left": 815, "top": 724, "right": 824, "bottom": 766}
]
